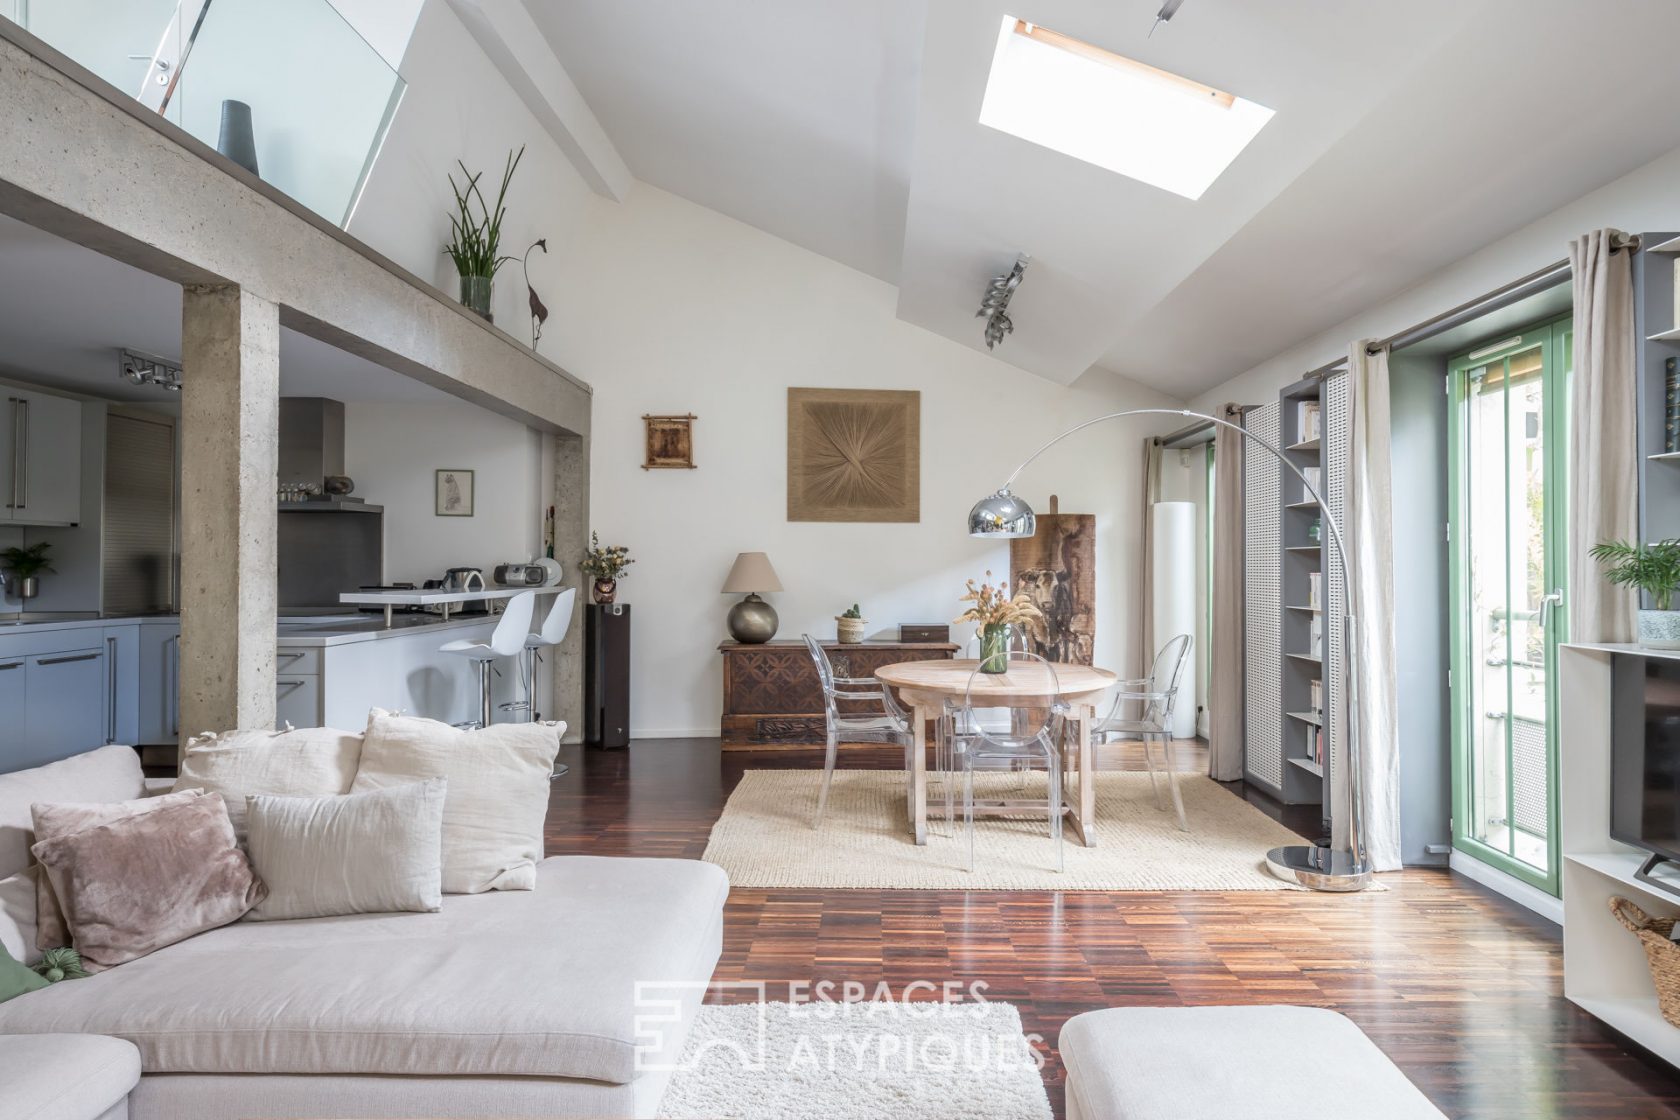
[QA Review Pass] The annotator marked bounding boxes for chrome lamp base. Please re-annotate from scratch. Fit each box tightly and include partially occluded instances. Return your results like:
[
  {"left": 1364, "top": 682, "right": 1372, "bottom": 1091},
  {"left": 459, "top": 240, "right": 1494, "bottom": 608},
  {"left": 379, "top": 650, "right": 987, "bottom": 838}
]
[{"left": 1265, "top": 844, "right": 1372, "bottom": 892}]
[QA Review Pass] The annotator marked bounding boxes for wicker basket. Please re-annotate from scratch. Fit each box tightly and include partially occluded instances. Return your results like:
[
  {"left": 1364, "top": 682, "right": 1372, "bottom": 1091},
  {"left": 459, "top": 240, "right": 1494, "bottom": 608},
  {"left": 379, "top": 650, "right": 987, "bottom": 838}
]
[{"left": 1609, "top": 896, "right": 1680, "bottom": 1027}]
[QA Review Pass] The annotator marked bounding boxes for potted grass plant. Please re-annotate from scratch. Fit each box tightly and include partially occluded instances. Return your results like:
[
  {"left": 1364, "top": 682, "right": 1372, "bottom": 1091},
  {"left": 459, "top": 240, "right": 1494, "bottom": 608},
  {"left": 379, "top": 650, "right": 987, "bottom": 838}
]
[
  {"left": 954, "top": 571, "right": 1044, "bottom": 672},
  {"left": 0, "top": 541, "right": 53, "bottom": 601},
  {"left": 444, "top": 145, "right": 525, "bottom": 322},
  {"left": 1590, "top": 538, "right": 1680, "bottom": 649}
]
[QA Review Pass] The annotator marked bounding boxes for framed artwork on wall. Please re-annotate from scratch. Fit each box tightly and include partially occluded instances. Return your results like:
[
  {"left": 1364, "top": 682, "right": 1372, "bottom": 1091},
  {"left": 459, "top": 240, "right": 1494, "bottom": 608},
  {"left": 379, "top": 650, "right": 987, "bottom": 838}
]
[
  {"left": 436, "top": 469, "right": 474, "bottom": 517},
  {"left": 787, "top": 388, "right": 920, "bottom": 522},
  {"left": 1010, "top": 499, "right": 1096, "bottom": 665},
  {"left": 643, "top": 413, "right": 697, "bottom": 469}
]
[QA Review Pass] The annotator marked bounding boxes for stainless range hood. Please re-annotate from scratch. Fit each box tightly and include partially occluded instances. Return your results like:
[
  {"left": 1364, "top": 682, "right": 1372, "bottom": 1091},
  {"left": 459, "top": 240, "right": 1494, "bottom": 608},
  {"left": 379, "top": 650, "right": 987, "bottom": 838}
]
[{"left": 278, "top": 398, "right": 382, "bottom": 608}]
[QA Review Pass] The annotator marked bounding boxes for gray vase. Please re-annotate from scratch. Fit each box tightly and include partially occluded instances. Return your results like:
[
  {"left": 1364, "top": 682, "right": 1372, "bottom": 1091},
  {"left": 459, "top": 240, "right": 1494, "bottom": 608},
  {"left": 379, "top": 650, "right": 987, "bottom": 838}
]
[
  {"left": 216, "top": 100, "right": 259, "bottom": 175},
  {"left": 1638, "top": 609, "right": 1680, "bottom": 650}
]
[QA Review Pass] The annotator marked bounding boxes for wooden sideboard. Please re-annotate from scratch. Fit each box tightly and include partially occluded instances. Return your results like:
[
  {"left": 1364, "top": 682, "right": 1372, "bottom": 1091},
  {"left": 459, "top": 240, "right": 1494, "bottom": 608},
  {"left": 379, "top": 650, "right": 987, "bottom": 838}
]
[{"left": 718, "top": 639, "right": 958, "bottom": 750}]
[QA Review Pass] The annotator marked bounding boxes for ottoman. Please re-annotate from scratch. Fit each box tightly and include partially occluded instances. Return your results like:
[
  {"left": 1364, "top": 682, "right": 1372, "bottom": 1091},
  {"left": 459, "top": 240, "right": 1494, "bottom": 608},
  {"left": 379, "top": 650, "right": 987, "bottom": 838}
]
[
  {"left": 0, "top": 1033, "right": 141, "bottom": 1120},
  {"left": 1059, "top": 1005, "right": 1449, "bottom": 1120}
]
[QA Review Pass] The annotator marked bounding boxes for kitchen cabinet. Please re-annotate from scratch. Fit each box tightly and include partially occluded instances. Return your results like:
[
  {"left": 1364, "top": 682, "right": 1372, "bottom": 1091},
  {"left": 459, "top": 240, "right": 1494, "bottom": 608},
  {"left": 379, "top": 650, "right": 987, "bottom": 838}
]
[
  {"left": 275, "top": 673, "right": 322, "bottom": 729},
  {"left": 0, "top": 389, "right": 83, "bottom": 526},
  {"left": 105, "top": 624, "right": 140, "bottom": 746},
  {"left": 17, "top": 646, "right": 107, "bottom": 770},
  {"left": 137, "top": 620, "right": 181, "bottom": 745}
]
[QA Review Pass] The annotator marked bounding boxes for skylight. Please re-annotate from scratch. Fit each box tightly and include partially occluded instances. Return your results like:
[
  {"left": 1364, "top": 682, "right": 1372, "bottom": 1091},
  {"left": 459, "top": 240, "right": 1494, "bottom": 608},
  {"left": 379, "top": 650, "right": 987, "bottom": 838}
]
[{"left": 978, "top": 17, "right": 1274, "bottom": 201}]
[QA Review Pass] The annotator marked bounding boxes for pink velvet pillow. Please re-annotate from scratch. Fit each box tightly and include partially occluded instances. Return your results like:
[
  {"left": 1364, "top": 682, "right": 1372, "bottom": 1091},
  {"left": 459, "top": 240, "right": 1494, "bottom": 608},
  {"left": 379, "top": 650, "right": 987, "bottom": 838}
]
[
  {"left": 32, "top": 790, "right": 203, "bottom": 951},
  {"left": 30, "top": 793, "right": 265, "bottom": 971}
]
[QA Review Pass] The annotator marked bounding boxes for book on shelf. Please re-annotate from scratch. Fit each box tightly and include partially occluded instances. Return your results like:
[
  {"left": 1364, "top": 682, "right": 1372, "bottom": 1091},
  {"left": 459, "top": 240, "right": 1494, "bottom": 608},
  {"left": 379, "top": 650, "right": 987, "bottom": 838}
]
[
  {"left": 1303, "top": 724, "right": 1324, "bottom": 767},
  {"left": 1310, "top": 679, "right": 1322, "bottom": 715},
  {"left": 1302, "top": 465, "right": 1321, "bottom": 500},
  {"left": 1307, "top": 571, "right": 1321, "bottom": 610},
  {"left": 1308, "top": 616, "right": 1322, "bottom": 659},
  {"left": 1296, "top": 399, "right": 1321, "bottom": 443}
]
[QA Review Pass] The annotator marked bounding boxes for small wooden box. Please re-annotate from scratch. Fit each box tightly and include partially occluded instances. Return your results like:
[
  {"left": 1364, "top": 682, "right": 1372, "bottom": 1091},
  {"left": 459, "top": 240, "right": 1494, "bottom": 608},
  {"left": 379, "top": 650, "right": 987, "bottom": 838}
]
[{"left": 899, "top": 624, "right": 950, "bottom": 643}]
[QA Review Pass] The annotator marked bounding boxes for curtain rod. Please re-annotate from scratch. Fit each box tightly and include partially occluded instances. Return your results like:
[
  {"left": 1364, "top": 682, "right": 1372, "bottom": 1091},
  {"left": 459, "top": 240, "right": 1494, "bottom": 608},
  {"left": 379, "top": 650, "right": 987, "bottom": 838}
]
[{"left": 1297, "top": 254, "right": 1578, "bottom": 381}]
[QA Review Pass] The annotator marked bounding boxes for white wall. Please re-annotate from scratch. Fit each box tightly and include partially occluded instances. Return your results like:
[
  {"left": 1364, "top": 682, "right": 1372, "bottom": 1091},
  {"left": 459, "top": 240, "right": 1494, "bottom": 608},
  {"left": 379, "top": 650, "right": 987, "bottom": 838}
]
[
  {"left": 1191, "top": 143, "right": 1680, "bottom": 411},
  {"left": 347, "top": 0, "right": 594, "bottom": 337},
  {"left": 548, "top": 184, "right": 1183, "bottom": 737},
  {"left": 342, "top": 401, "right": 545, "bottom": 586}
]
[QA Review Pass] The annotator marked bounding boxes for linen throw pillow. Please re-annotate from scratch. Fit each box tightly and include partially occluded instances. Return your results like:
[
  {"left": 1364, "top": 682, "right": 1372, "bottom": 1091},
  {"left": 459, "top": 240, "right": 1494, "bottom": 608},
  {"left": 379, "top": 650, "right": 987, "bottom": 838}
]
[
  {"left": 244, "top": 779, "right": 446, "bottom": 921},
  {"left": 31, "top": 790, "right": 203, "bottom": 951},
  {"left": 174, "top": 725, "right": 363, "bottom": 839},
  {"left": 0, "top": 941, "right": 47, "bottom": 1004},
  {"left": 351, "top": 710, "right": 561, "bottom": 893},
  {"left": 31, "top": 793, "right": 265, "bottom": 971}
]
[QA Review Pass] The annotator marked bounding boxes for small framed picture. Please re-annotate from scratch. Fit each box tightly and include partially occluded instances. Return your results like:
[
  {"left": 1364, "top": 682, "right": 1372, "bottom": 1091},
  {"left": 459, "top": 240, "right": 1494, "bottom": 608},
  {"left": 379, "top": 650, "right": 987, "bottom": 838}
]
[
  {"left": 642, "top": 413, "right": 697, "bottom": 470},
  {"left": 435, "top": 469, "right": 474, "bottom": 517}
]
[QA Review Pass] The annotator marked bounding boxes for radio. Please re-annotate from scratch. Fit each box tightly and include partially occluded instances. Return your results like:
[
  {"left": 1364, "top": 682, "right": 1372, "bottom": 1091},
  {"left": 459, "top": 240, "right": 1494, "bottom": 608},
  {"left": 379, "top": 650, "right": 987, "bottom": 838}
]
[{"left": 493, "top": 563, "right": 545, "bottom": 587}]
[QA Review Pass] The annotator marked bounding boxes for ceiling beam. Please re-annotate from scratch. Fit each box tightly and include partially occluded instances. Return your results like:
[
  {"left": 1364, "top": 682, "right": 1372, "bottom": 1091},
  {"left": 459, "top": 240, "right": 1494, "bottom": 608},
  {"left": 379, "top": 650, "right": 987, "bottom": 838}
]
[{"left": 446, "top": 0, "right": 634, "bottom": 202}]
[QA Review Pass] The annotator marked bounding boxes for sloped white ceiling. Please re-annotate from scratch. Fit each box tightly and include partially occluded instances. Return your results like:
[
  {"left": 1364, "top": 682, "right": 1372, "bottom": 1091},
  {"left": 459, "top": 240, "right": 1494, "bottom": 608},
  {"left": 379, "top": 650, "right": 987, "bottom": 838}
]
[{"left": 534, "top": 0, "right": 1680, "bottom": 392}]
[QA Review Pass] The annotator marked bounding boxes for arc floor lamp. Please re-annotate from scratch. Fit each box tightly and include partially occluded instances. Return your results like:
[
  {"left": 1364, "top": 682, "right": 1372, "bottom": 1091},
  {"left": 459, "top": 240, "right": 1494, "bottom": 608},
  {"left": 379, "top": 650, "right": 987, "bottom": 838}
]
[{"left": 967, "top": 407, "right": 1371, "bottom": 892}]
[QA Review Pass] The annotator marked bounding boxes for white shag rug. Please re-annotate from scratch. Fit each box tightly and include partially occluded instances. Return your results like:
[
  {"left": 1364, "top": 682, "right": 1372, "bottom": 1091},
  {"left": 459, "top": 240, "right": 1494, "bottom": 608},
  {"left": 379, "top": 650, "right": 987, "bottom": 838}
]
[
  {"left": 659, "top": 1001, "right": 1051, "bottom": 1120},
  {"left": 703, "top": 769, "right": 1317, "bottom": 890}
]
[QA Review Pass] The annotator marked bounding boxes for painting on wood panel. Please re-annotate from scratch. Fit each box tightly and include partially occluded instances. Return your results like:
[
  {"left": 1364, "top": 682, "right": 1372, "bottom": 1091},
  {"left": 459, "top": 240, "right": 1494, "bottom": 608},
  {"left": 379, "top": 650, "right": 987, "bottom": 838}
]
[
  {"left": 1010, "top": 507, "right": 1095, "bottom": 664},
  {"left": 787, "top": 388, "right": 920, "bottom": 522}
]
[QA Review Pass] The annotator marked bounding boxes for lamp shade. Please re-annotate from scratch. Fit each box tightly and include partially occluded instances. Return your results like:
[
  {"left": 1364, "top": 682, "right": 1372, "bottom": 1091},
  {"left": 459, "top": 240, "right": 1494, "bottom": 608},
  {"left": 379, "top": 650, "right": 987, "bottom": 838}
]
[
  {"left": 722, "top": 551, "right": 783, "bottom": 594},
  {"left": 968, "top": 489, "right": 1036, "bottom": 538}
]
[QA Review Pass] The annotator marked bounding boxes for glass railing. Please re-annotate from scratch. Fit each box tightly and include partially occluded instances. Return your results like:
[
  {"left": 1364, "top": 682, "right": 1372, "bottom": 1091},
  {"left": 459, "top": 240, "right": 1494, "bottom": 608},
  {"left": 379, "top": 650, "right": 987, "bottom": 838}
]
[{"left": 4, "top": 0, "right": 404, "bottom": 228}]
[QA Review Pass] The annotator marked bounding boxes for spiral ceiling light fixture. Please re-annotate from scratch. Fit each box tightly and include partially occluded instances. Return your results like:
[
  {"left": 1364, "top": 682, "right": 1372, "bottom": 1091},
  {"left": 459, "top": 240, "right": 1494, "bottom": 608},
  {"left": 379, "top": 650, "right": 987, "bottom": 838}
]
[{"left": 977, "top": 253, "right": 1029, "bottom": 350}]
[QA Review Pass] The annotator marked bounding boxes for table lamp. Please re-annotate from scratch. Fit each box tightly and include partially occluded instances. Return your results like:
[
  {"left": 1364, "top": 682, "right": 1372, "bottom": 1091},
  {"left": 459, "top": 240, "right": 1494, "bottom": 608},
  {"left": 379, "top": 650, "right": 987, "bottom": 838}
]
[{"left": 722, "top": 552, "right": 783, "bottom": 643}]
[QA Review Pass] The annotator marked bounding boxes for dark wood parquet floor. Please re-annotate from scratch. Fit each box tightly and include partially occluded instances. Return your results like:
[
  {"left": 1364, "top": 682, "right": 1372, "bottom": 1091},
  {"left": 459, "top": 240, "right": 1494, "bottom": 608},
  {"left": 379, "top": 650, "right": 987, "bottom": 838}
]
[{"left": 542, "top": 737, "right": 1680, "bottom": 1119}]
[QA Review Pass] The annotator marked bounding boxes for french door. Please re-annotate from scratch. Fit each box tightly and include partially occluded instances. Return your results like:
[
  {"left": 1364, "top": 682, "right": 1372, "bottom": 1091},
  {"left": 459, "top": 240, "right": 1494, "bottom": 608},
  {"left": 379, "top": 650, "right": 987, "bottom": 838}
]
[{"left": 1447, "top": 315, "right": 1570, "bottom": 895}]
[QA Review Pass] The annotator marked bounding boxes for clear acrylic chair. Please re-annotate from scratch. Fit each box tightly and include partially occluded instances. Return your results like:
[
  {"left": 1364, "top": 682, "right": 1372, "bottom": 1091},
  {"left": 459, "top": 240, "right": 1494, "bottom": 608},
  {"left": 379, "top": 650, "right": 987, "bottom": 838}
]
[
  {"left": 1091, "top": 633, "right": 1194, "bottom": 832},
  {"left": 950, "top": 651, "right": 1068, "bottom": 873},
  {"left": 803, "top": 634, "right": 914, "bottom": 828}
]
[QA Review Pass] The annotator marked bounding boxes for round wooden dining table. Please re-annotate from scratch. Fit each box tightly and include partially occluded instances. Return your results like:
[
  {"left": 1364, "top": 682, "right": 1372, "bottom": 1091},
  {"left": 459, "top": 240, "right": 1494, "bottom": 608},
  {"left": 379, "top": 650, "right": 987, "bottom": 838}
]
[{"left": 874, "top": 658, "right": 1117, "bottom": 846}]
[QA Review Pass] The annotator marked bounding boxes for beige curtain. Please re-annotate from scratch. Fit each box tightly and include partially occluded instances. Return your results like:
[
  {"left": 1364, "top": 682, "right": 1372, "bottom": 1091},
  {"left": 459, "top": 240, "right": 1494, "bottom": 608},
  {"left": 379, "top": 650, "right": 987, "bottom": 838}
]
[
  {"left": 1207, "top": 404, "right": 1245, "bottom": 782},
  {"left": 1568, "top": 230, "right": 1639, "bottom": 644},
  {"left": 1345, "top": 343, "right": 1402, "bottom": 872},
  {"left": 1136, "top": 437, "right": 1163, "bottom": 679}
]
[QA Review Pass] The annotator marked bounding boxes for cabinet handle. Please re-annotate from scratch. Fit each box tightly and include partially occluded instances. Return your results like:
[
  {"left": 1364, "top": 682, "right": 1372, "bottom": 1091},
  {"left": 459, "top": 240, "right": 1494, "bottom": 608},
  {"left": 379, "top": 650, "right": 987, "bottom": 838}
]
[
  {"left": 5, "top": 399, "right": 16, "bottom": 510},
  {"left": 0, "top": 661, "right": 20, "bottom": 671},
  {"left": 107, "top": 635, "right": 118, "bottom": 744},
  {"left": 15, "top": 397, "right": 26, "bottom": 510},
  {"left": 166, "top": 634, "right": 179, "bottom": 737},
  {"left": 278, "top": 651, "right": 306, "bottom": 666},
  {"left": 276, "top": 679, "right": 306, "bottom": 695},
  {"left": 38, "top": 652, "right": 99, "bottom": 666}
]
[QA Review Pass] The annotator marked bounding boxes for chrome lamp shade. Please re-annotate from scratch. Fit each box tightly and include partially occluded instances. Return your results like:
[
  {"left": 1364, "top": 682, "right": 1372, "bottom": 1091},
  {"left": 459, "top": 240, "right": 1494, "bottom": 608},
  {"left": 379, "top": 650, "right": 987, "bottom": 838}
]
[{"left": 968, "top": 489, "right": 1036, "bottom": 538}]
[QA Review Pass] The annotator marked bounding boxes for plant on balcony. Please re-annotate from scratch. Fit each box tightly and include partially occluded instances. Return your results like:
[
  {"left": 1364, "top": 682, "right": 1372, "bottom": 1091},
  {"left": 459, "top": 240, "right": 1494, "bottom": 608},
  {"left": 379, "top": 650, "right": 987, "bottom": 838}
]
[{"left": 444, "top": 145, "right": 525, "bottom": 322}]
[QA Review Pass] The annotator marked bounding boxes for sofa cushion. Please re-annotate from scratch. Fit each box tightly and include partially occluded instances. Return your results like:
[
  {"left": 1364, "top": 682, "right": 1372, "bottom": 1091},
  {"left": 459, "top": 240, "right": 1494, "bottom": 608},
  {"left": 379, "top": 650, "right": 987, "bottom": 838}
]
[
  {"left": 245, "top": 779, "right": 445, "bottom": 921},
  {"left": 0, "top": 856, "right": 729, "bottom": 1085},
  {"left": 0, "top": 867, "right": 39, "bottom": 966},
  {"left": 0, "top": 747, "right": 144, "bottom": 881},
  {"left": 351, "top": 710, "right": 560, "bottom": 894},
  {"left": 174, "top": 726, "right": 362, "bottom": 840},
  {"left": 1059, "top": 1005, "right": 1447, "bottom": 1120},
  {"left": 0, "top": 1033, "right": 141, "bottom": 1120},
  {"left": 33, "top": 793, "right": 266, "bottom": 972}
]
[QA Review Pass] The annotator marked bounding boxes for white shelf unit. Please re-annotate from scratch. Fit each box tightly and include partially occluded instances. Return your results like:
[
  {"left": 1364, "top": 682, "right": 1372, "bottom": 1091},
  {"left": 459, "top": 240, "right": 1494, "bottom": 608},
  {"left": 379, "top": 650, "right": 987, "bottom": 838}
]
[{"left": 1558, "top": 642, "right": 1680, "bottom": 1068}]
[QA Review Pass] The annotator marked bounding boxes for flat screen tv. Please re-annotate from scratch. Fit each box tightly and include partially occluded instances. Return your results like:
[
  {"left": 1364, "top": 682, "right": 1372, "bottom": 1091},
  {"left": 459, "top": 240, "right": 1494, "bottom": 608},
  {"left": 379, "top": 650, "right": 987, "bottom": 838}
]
[{"left": 1611, "top": 653, "right": 1680, "bottom": 894}]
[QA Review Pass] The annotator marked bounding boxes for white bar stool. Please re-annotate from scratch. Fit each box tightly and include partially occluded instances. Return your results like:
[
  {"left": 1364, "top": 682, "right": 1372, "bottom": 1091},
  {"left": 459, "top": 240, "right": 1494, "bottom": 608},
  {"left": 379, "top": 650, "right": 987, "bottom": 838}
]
[
  {"left": 440, "top": 590, "right": 538, "bottom": 729},
  {"left": 518, "top": 587, "right": 577, "bottom": 778}
]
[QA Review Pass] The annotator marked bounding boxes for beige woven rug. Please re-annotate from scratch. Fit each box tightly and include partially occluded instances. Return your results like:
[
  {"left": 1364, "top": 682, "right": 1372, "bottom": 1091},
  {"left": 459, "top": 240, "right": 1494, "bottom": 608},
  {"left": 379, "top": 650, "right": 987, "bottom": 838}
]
[{"left": 703, "top": 769, "right": 1316, "bottom": 891}]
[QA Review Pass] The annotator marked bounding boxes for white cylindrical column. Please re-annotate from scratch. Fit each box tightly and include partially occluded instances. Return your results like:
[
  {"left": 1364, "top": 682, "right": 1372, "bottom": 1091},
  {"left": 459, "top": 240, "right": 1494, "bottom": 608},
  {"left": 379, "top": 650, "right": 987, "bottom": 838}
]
[{"left": 1150, "top": 501, "right": 1198, "bottom": 740}]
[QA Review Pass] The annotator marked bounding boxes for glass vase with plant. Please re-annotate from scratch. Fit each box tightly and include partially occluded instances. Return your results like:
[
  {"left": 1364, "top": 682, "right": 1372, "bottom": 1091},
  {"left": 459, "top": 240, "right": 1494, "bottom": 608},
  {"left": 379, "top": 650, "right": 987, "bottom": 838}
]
[
  {"left": 581, "top": 531, "right": 634, "bottom": 605},
  {"left": 444, "top": 145, "right": 525, "bottom": 322},
  {"left": 0, "top": 541, "right": 53, "bottom": 601},
  {"left": 953, "top": 571, "right": 1044, "bottom": 672},
  {"left": 1590, "top": 538, "right": 1680, "bottom": 649}
]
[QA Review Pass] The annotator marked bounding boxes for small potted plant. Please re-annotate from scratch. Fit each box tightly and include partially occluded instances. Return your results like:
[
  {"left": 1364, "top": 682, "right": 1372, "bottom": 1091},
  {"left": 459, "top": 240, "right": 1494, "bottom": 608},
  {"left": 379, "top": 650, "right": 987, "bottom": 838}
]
[
  {"left": 581, "top": 531, "right": 634, "bottom": 605},
  {"left": 444, "top": 145, "right": 524, "bottom": 322},
  {"left": 1591, "top": 538, "right": 1680, "bottom": 649},
  {"left": 0, "top": 542, "right": 53, "bottom": 601},
  {"left": 836, "top": 603, "right": 866, "bottom": 644},
  {"left": 954, "top": 571, "right": 1045, "bottom": 672}
]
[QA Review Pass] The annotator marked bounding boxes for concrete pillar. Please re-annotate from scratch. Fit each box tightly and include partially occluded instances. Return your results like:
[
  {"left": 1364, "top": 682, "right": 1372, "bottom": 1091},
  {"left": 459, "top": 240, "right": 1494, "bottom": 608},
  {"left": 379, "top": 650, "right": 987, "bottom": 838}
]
[
  {"left": 178, "top": 285, "right": 280, "bottom": 747},
  {"left": 552, "top": 430, "right": 589, "bottom": 740}
]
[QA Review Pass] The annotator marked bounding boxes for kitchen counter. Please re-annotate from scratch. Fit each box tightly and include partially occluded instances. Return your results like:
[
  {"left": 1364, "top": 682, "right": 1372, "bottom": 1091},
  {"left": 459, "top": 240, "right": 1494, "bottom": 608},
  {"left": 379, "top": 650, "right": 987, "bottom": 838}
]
[{"left": 276, "top": 613, "right": 503, "bottom": 648}]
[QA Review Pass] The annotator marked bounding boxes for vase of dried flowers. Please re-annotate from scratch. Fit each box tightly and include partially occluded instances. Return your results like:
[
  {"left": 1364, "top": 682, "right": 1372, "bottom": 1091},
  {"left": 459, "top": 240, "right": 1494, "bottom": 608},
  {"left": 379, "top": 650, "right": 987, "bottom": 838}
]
[
  {"left": 954, "top": 572, "right": 1044, "bottom": 674},
  {"left": 581, "top": 531, "right": 634, "bottom": 605}
]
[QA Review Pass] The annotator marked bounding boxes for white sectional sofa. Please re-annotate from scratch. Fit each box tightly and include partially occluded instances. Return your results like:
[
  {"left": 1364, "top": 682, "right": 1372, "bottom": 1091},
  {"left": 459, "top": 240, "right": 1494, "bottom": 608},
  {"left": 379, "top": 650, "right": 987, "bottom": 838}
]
[{"left": 0, "top": 746, "right": 729, "bottom": 1120}]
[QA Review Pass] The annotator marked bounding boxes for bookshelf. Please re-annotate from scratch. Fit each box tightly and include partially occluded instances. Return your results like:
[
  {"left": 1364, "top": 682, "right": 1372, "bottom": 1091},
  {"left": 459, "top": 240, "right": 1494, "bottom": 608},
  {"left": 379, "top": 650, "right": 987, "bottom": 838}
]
[
  {"left": 1636, "top": 232, "right": 1680, "bottom": 546},
  {"left": 1278, "top": 376, "right": 1328, "bottom": 808}
]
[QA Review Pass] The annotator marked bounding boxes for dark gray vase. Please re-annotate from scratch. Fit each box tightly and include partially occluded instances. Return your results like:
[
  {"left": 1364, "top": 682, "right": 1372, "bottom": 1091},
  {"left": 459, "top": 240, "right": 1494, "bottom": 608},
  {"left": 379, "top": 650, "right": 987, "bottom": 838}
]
[{"left": 217, "top": 100, "right": 259, "bottom": 175}]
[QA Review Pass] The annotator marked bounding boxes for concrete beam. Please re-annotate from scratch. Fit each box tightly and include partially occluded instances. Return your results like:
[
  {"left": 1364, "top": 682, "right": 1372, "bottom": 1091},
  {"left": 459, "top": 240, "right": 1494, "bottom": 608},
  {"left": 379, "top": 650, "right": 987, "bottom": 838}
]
[
  {"left": 551, "top": 431, "right": 589, "bottom": 739},
  {"left": 446, "top": 0, "right": 634, "bottom": 203},
  {"left": 0, "top": 25, "right": 591, "bottom": 440},
  {"left": 178, "top": 286, "right": 280, "bottom": 745}
]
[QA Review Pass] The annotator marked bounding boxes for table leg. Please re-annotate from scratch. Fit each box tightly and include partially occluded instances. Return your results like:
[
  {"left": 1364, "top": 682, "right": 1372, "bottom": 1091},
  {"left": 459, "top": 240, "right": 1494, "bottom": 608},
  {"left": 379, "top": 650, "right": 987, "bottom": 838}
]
[
  {"left": 1070, "top": 709, "right": 1097, "bottom": 847},
  {"left": 911, "top": 704, "right": 928, "bottom": 846},
  {"left": 383, "top": 604, "right": 393, "bottom": 628}
]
